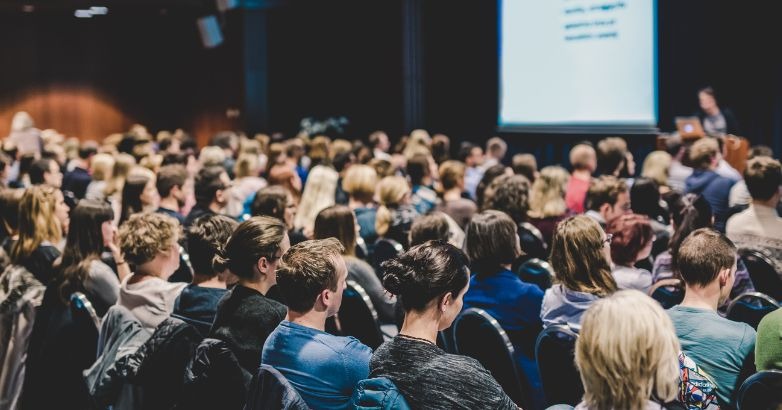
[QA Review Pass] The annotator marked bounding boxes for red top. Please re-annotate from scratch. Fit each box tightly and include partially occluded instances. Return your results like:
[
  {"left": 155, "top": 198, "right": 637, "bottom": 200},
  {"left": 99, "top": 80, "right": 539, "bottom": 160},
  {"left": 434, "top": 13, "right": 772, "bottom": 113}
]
[{"left": 565, "top": 176, "right": 590, "bottom": 214}]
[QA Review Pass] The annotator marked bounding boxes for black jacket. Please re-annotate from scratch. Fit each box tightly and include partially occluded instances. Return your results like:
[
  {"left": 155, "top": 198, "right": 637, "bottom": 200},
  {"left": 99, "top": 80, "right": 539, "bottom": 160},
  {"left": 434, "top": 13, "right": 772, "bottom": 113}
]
[{"left": 178, "top": 338, "right": 252, "bottom": 410}]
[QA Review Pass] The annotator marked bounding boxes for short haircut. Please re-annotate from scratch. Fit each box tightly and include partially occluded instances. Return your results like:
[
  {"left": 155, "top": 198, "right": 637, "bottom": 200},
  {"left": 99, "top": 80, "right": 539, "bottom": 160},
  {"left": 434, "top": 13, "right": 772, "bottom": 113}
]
[
  {"left": 277, "top": 238, "right": 345, "bottom": 313},
  {"left": 457, "top": 142, "right": 478, "bottom": 163},
  {"left": 382, "top": 241, "right": 470, "bottom": 311},
  {"left": 368, "top": 131, "right": 387, "bottom": 148},
  {"left": 569, "top": 144, "right": 596, "bottom": 171},
  {"left": 156, "top": 165, "right": 188, "bottom": 198},
  {"left": 744, "top": 156, "right": 782, "bottom": 201},
  {"left": 486, "top": 137, "right": 507, "bottom": 159},
  {"left": 439, "top": 160, "right": 465, "bottom": 191},
  {"left": 119, "top": 212, "right": 181, "bottom": 267},
  {"left": 213, "top": 216, "right": 286, "bottom": 279},
  {"left": 464, "top": 210, "right": 521, "bottom": 276},
  {"left": 482, "top": 174, "right": 530, "bottom": 224},
  {"left": 606, "top": 214, "right": 653, "bottom": 266},
  {"left": 78, "top": 143, "right": 98, "bottom": 160},
  {"left": 29, "top": 159, "right": 54, "bottom": 185},
  {"left": 409, "top": 212, "right": 450, "bottom": 247},
  {"left": 586, "top": 175, "right": 627, "bottom": 211},
  {"left": 194, "top": 166, "right": 227, "bottom": 206},
  {"left": 596, "top": 137, "right": 628, "bottom": 175},
  {"left": 342, "top": 164, "right": 378, "bottom": 202},
  {"left": 748, "top": 145, "right": 774, "bottom": 160},
  {"left": 689, "top": 137, "right": 719, "bottom": 169},
  {"left": 187, "top": 214, "right": 238, "bottom": 277},
  {"left": 251, "top": 185, "right": 288, "bottom": 220},
  {"left": 676, "top": 228, "right": 736, "bottom": 288},
  {"left": 576, "top": 290, "right": 680, "bottom": 410},
  {"left": 511, "top": 153, "right": 537, "bottom": 182}
]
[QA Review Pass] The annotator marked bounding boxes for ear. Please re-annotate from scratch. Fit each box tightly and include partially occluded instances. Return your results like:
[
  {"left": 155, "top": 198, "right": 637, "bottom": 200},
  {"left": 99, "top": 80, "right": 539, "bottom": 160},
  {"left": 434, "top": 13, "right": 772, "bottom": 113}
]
[
  {"left": 600, "top": 203, "right": 611, "bottom": 216},
  {"left": 320, "top": 288, "right": 332, "bottom": 308},
  {"left": 256, "top": 256, "right": 269, "bottom": 275},
  {"left": 718, "top": 267, "right": 731, "bottom": 287},
  {"left": 439, "top": 292, "right": 454, "bottom": 313}
]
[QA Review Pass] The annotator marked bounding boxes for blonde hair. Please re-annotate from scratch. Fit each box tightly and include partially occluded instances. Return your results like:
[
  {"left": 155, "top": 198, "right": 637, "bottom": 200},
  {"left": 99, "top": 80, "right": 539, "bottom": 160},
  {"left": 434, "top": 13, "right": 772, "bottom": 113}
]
[
  {"left": 11, "top": 111, "right": 34, "bottom": 132},
  {"left": 139, "top": 154, "right": 163, "bottom": 173},
  {"left": 105, "top": 153, "right": 136, "bottom": 197},
  {"left": 199, "top": 146, "right": 226, "bottom": 167},
  {"left": 689, "top": 137, "right": 719, "bottom": 169},
  {"left": 90, "top": 153, "right": 115, "bottom": 181},
  {"left": 119, "top": 212, "right": 181, "bottom": 267},
  {"left": 438, "top": 160, "right": 465, "bottom": 191},
  {"left": 11, "top": 186, "right": 63, "bottom": 263},
  {"left": 550, "top": 215, "right": 616, "bottom": 296},
  {"left": 375, "top": 176, "right": 410, "bottom": 237},
  {"left": 528, "top": 165, "right": 569, "bottom": 218},
  {"left": 641, "top": 151, "right": 673, "bottom": 188},
  {"left": 331, "top": 139, "right": 353, "bottom": 158},
  {"left": 576, "top": 290, "right": 680, "bottom": 410},
  {"left": 239, "top": 138, "right": 261, "bottom": 155},
  {"left": 293, "top": 165, "right": 338, "bottom": 232},
  {"left": 403, "top": 129, "right": 431, "bottom": 159},
  {"left": 235, "top": 153, "right": 261, "bottom": 179},
  {"left": 570, "top": 144, "right": 596, "bottom": 170},
  {"left": 342, "top": 164, "right": 378, "bottom": 203}
]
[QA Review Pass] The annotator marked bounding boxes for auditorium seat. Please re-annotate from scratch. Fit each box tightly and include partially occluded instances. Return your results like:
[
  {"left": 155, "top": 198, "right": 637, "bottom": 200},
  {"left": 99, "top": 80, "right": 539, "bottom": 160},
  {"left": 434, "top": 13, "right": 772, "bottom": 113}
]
[
  {"left": 535, "top": 324, "right": 583, "bottom": 407},
  {"left": 739, "top": 249, "right": 782, "bottom": 302},
  {"left": 326, "top": 280, "right": 384, "bottom": 349},
  {"left": 736, "top": 370, "right": 782, "bottom": 410},
  {"left": 515, "top": 258, "right": 554, "bottom": 291},
  {"left": 726, "top": 292, "right": 780, "bottom": 330}
]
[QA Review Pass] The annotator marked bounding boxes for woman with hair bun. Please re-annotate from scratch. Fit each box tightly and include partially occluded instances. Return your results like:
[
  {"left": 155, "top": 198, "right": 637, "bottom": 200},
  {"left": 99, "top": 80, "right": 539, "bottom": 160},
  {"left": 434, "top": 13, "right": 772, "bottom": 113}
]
[{"left": 368, "top": 241, "right": 518, "bottom": 409}]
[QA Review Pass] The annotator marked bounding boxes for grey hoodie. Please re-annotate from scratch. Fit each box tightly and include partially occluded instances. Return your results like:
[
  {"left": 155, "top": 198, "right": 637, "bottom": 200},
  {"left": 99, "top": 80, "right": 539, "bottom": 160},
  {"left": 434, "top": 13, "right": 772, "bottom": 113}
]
[{"left": 540, "top": 284, "right": 601, "bottom": 332}]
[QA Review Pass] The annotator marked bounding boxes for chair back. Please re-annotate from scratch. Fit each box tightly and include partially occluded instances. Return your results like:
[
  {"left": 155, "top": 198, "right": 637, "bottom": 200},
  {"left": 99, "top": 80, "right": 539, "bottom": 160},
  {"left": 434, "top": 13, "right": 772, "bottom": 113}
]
[
  {"left": 245, "top": 364, "right": 309, "bottom": 410},
  {"left": 516, "top": 258, "right": 554, "bottom": 291},
  {"left": 535, "top": 324, "right": 583, "bottom": 407},
  {"left": 453, "top": 308, "right": 528, "bottom": 408},
  {"left": 518, "top": 222, "right": 548, "bottom": 261},
  {"left": 327, "top": 280, "right": 384, "bottom": 349},
  {"left": 739, "top": 248, "right": 782, "bottom": 302},
  {"left": 372, "top": 238, "right": 404, "bottom": 279},
  {"left": 649, "top": 279, "right": 685, "bottom": 309},
  {"left": 726, "top": 292, "right": 780, "bottom": 330},
  {"left": 736, "top": 370, "right": 782, "bottom": 410}
]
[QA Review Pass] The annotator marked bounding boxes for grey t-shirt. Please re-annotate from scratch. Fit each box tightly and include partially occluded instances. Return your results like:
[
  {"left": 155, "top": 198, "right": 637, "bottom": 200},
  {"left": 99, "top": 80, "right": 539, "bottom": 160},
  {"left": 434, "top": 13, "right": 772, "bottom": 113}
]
[
  {"left": 370, "top": 335, "right": 517, "bottom": 410},
  {"left": 84, "top": 260, "right": 120, "bottom": 316},
  {"left": 667, "top": 305, "right": 756, "bottom": 406}
]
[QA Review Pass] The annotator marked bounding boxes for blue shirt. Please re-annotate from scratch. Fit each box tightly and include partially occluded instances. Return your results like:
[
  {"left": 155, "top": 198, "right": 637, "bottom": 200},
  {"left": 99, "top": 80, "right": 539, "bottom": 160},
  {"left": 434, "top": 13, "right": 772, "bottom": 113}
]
[
  {"left": 667, "top": 305, "right": 756, "bottom": 406},
  {"left": 261, "top": 320, "right": 372, "bottom": 410}
]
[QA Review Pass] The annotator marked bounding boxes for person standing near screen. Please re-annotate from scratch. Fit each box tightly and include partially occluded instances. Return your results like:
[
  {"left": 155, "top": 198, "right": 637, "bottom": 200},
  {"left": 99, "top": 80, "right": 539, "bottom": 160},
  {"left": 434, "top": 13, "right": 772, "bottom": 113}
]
[{"left": 697, "top": 86, "right": 741, "bottom": 137}]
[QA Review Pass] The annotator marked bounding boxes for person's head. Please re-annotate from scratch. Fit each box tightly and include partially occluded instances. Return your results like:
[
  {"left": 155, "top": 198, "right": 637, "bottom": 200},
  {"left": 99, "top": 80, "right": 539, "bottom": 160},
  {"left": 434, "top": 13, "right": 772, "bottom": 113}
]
[
  {"left": 438, "top": 160, "right": 466, "bottom": 192},
  {"left": 314, "top": 205, "right": 357, "bottom": 257},
  {"left": 188, "top": 214, "right": 239, "bottom": 278},
  {"left": 409, "top": 212, "right": 450, "bottom": 247},
  {"left": 586, "top": 175, "right": 630, "bottom": 223},
  {"left": 406, "top": 154, "right": 431, "bottom": 187},
  {"left": 630, "top": 177, "right": 664, "bottom": 219},
  {"left": 607, "top": 214, "right": 654, "bottom": 266},
  {"left": 569, "top": 143, "right": 597, "bottom": 173},
  {"left": 194, "top": 166, "right": 230, "bottom": 209},
  {"left": 105, "top": 153, "right": 136, "bottom": 197},
  {"left": 342, "top": 164, "right": 378, "bottom": 204},
  {"left": 512, "top": 153, "right": 538, "bottom": 183},
  {"left": 482, "top": 174, "right": 530, "bottom": 224},
  {"left": 0, "top": 188, "right": 23, "bottom": 238},
  {"left": 485, "top": 137, "right": 507, "bottom": 161},
  {"left": 458, "top": 143, "right": 484, "bottom": 168},
  {"left": 119, "top": 212, "right": 181, "bottom": 278},
  {"left": 293, "top": 165, "right": 338, "bottom": 233},
  {"left": 277, "top": 238, "right": 346, "bottom": 316},
  {"left": 748, "top": 145, "right": 774, "bottom": 160},
  {"left": 252, "top": 185, "right": 296, "bottom": 230},
  {"left": 641, "top": 150, "right": 672, "bottom": 188},
  {"left": 689, "top": 137, "right": 720, "bottom": 170},
  {"left": 528, "top": 165, "right": 569, "bottom": 218},
  {"left": 369, "top": 131, "right": 390, "bottom": 153},
  {"left": 78, "top": 142, "right": 98, "bottom": 162},
  {"left": 375, "top": 175, "right": 411, "bottom": 238},
  {"left": 431, "top": 134, "right": 450, "bottom": 164},
  {"left": 29, "top": 158, "right": 62, "bottom": 188},
  {"left": 89, "top": 153, "right": 115, "bottom": 182},
  {"left": 12, "top": 186, "right": 67, "bottom": 263},
  {"left": 597, "top": 137, "right": 634, "bottom": 177},
  {"left": 698, "top": 86, "right": 718, "bottom": 113},
  {"left": 213, "top": 216, "right": 289, "bottom": 285},
  {"left": 120, "top": 167, "right": 159, "bottom": 224},
  {"left": 676, "top": 228, "right": 737, "bottom": 304},
  {"left": 382, "top": 241, "right": 470, "bottom": 330},
  {"left": 550, "top": 215, "right": 617, "bottom": 296},
  {"left": 464, "top": 210, "right": 521, "bottom": 276},
  {"left": 475, "top": 164, "right": 509, "bottom": 207},
  {"left": 58, "top": 200, "right": 114, "bottom": 300},
  {"left": 234, "top": 153, "right": 263, "bottom": 179},
  {"left": 156, "top": 164, "right": 188, "bottom": 207},
  {"left": 576, "top": 290, "right": 680, "bottom": 410},
  {"left": 744, "top": 156, "right": 782, "bottom": 203}
]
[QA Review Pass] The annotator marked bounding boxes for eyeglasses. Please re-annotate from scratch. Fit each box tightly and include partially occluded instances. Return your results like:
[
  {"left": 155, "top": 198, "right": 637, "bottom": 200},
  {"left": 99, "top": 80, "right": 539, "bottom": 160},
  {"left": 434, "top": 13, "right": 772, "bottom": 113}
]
[{"left": 603, "top": 233, "right": 614, "bottom": 245}]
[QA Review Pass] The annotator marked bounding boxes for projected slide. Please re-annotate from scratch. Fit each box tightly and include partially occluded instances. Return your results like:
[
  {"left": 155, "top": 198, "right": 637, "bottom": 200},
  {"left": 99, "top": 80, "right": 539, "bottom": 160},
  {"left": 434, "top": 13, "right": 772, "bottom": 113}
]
[{"left": 499, "top": 0, "right": 657, "bottom": 132}]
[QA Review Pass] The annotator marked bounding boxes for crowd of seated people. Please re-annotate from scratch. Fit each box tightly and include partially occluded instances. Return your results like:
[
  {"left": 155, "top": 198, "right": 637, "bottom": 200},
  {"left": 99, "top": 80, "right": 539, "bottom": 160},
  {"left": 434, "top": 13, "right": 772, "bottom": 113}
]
[{"left": 0, "top": 112, "right": 780, "bottom": 410}]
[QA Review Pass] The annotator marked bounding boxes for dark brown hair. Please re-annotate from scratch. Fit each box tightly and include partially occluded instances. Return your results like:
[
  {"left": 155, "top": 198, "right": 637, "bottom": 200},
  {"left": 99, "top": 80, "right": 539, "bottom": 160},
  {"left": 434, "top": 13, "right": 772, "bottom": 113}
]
[
  {"left": 464, "top": 210, "right": 521, "bottom": 276},
  {"left": 187, "top": 214, "right": 238, "bottom": 277},
  {"left": 213, "top": 216, "right": 286, "bottom": 279},
  {"left": 586, "top": 175, "right": 627, "bottom": 212},
  {"left": 744, "top": 156, "right": 782, "bottom": 201},
  {"left": 156, "top": 164, "right": 187, "bottom": 198},
  {"left": 314, "top": 205, "right": 357, "bottom": 257},
  {"left": 606, "top": 214, "right": 653, "bottom": 266},
  {"left": 409, "top": 212, "right": 450, "bottom": 247}
]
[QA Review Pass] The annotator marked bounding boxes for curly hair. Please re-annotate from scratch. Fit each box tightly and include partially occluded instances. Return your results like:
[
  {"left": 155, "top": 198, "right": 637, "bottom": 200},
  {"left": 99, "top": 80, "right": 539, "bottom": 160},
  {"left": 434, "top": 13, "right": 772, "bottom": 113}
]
[
  {"left": 482, "top": 174, "right": 530, "bottom": 224},
  {"left": 119, "top": 212, "right": 181, "bottom": 267}
]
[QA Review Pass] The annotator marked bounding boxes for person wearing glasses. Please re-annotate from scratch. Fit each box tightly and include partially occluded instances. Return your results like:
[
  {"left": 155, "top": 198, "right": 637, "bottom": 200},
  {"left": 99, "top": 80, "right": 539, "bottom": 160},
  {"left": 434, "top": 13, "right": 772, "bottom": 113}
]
[
  {"left": 184, "top": 166, "right": 232, "bottom": 227},
  {"left": 209, "top": 216, "right": 290, "bottom": 374},
  {"left": 584, "top": 175, "right": 631, "bottom": 229},
  {"left": 540, "top": 215, "right": 617, "bottom": 332},
  {"left": 606, "top": 214, "right": 655, "bottom": 293}
]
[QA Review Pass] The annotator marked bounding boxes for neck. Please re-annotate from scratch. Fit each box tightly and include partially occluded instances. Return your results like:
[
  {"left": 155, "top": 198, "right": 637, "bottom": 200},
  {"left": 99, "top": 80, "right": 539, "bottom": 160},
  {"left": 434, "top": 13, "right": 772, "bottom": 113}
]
[
  {"left": 443, "top": 189, "right": 462, "bottom": 201},
  {"left": 238, "top": 276, "right": 274, "bottom": 295},
  {"left": 348, "top": 197, "right": 372, "bottom": 210},
  {"left": 706, "top": 106, "right": 720, "bottom": 116},
  {"left": 286, "top": 309, "right": 327, "bottom": 331},
  {"left": 208, "top": 201, "right": 223, "bottom": 214},
  {"left": 192, "top": 273, "right": 226, "bottom": 289},
  {"left": 753, "top": 197, "right": 780, "bottom": 210},
  {"left": 159, "top": 197, "right": 180, "bottom": 212},
  {"left": 680, "top": 283, "right": 721, "bottom": 311},
  {"left": 572, "top": 169, "right": 592, "bottom": 180},
  {"left": 399, "top": 308, "right": 440, "bottom": 344}
]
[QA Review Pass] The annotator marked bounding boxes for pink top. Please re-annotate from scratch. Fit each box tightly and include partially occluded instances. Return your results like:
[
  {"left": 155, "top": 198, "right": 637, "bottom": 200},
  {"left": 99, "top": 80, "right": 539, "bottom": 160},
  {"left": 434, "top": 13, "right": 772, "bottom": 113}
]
[{"left": 565, "top": 176, "right": 591, "bottom": 214}]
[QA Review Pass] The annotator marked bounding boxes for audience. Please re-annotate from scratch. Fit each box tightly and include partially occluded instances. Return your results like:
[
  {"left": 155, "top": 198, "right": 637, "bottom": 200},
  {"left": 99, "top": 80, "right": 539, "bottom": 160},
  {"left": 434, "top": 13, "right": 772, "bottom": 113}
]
[
  {"left": 407, "top": 154, "right": 438, "bottom": 215},
  {"left": 409, "top": 212, "right": 451, "bottom": 247},
  {"left": 641, "top": 150, "right": 673, "bottom": 195},
  {"left": 527, "top": 165, "right": 571, "bottom": 246},
  {"left": 376, "top": 175, "right": 418, "bottom": 249},
  {"left": 155, "top": 164, "right": 189, "bottom": 224},
  {"left": 370, "top": 241, "right": 518, "bottom": 409},
  {"left": 511, "top": 153, "right": 538, "bottom": 184},
  {"left": 184, "top": 166, "right": 231, "bottom": 227},
  {"left": 574, "top": 290, "right": 680, "bottom": 410},
  {"left": 474, "top": 163, "right": 509, "bottom": 209},
  {"left": 541, "top": 215, "right": 616, "bottom": 331},
  {"left": 342, "top": 164, "right": 379, "bottom": 247},
  {"left": 664, "top": 133, "right": 693, "bottom": 193},
  {"left": 173, "top": 214, "right": 238, "bottom": 335},
  {"left": 62, "top": 143, "right": 96, "bottom": 200},
  {"left": 458, "top": 142, "right": 485, "bottom": 201},
  {"left": 606, "top": 214, "right": 654, "bottom": 293},
  {"left": 482, "top": 174, "right": 547, "bottom": 260},
  {"left": 756, "top": 308, "right": 782, "bottom": 371},
  {"left": 119, "top": 167, "right": 159, "bottom": 224},
  {"left": 483, "top": 137, "right": 507, "bottom": 170},
  {"left": 437, "top": 160, "right": 478, "bottom": 229},
  {"left": 565, "top": 143, "right": 597, "bottom": 213},
  {"left": 209, "top": 216, "right": 289, "bottom": 374},
  {"left": 29, "top": 158, "right": 63, "bottom": 189},
  {"left": 729, "top": 145, "right": 774, "bottom": 207},
  {"left": 726, "top": 156, "right": 782, "bottom": 273},
  {"left": 262, "top": 238, "right": 372, "bottom": 409},
  {"left": 251, "top": 185, "right": 305, "bottom": 245},
  {"left": 84, "top": 153, "right": 115, "bottom": 201},
  {"left": 596, "top": 137, "right": 635, "bottom": 179},
  {"left": 667, "top": 228, "right": 755, "bottom": 406},
  {"left": 685, "top": 137, "right": 736, "bottom": 231},
  {"left": 584, "top": 175, "right": 630, "bottom": 228}
]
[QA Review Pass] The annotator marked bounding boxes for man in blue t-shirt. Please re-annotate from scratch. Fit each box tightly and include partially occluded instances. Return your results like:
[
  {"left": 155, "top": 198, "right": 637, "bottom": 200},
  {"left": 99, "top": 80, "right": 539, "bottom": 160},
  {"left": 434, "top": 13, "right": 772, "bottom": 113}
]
[
  {"left": 261, "top": 238, "right": 372, "bottom": 410},
  {"left": 667, "top": 228, "right": 756, "bottom": 407}
]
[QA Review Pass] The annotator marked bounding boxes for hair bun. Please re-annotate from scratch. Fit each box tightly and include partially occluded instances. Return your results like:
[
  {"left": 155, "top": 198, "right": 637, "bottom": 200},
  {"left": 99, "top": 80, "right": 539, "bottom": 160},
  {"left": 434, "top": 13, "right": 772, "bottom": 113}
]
[
  {"left": 383, "top": 272, "right": 404, "bottom": 296},
  {"left": 212, "top": 253, "right": 229, "bottom": 273}
]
